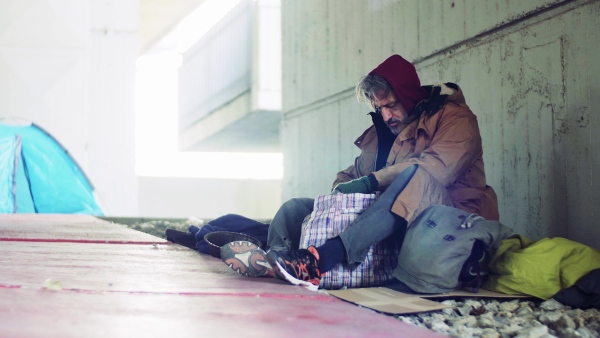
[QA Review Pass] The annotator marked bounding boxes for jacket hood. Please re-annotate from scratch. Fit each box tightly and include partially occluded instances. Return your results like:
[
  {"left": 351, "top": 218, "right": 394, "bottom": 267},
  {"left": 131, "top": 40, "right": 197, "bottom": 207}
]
[{"left": 369, "top": 54, "right": 428, "bottom": 113}]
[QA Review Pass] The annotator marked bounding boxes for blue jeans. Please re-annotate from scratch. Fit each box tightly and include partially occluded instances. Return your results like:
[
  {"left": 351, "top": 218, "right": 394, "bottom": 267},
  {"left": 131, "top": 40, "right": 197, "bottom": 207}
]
[
  {"left": 267, "top": 197, "right": 314, "bottom": 252},
  {"left": 267, "top": 165, "right": 418, "bottom": 267}
]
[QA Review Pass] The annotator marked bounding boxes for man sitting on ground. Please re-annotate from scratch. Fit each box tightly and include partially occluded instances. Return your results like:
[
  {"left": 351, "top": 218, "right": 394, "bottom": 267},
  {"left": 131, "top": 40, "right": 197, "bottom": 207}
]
[
  {"left": 169, "top": 54, "right": 499, "bottom": 290},
  {"left": 261, "top": 54, "right": 499, "bottom": 289}
]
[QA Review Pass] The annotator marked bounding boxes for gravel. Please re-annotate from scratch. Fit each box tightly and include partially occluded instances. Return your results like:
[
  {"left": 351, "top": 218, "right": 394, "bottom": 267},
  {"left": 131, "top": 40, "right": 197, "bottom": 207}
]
[
  {"left": 397, "top": 298, "right": 600, "bottom": 338},
  {"left": 112, "top": 217, "right": 206, "bottom": 239}
]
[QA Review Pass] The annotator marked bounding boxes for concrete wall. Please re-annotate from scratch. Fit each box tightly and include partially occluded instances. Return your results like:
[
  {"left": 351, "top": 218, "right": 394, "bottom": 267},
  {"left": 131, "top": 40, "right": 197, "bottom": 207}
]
[
  {"left": 138, "top": 177, "right": 281, "bottom": 219},
  {"left": 0, "top": 0, "right": 139, "bottom": 216},
  {"left": 280, "top": 0, "right": 600, "bottom": 249}
]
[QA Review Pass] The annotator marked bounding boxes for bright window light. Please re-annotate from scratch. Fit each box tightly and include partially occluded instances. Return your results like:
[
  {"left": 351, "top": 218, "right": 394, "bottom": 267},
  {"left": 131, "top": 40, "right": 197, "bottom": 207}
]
[
  {"left": 176, "top": 0, "right": 243, "bottom": 54},
  {"left": 135, "top": 21, "right": 283, "bottom": 180}
]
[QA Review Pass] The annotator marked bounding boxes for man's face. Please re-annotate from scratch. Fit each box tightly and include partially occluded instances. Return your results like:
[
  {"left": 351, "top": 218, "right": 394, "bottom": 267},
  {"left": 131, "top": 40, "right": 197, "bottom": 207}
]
[{"left": 373, "top": 90, "right": 408, "bottom": 136}]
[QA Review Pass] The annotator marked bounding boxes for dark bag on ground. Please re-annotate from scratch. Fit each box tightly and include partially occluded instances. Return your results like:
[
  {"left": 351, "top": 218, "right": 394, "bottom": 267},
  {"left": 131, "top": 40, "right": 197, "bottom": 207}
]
[{"left": 394, "top": 205, "right": 513, "bottom": 294}]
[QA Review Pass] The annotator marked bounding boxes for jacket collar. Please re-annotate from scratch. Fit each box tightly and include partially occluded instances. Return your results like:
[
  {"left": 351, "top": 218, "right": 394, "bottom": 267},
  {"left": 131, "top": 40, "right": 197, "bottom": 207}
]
[
  {"left": 397, "top": 117, "right": 420, "bottom": 141},
  {"left": 396, "top": 83, "right": 463, "bottom": 141}
]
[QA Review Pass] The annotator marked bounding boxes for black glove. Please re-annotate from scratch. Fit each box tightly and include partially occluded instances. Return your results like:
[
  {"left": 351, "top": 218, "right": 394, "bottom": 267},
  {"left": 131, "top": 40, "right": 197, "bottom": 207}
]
[{"left": 333, "top": 174, "right": 379, "bottom": 194}]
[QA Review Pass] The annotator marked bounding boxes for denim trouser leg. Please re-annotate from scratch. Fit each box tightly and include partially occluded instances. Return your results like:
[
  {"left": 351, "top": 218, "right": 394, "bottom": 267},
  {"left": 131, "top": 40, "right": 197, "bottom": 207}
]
[
  {"left": 267, "top": 198, "right": 314, "bottom": 251},
  {"left": 339, "top": 165, "right": 418, "bottom": 266}
]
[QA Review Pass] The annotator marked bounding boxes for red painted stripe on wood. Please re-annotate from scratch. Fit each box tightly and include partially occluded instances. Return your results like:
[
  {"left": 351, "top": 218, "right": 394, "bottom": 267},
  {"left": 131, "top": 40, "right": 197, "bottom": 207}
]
[
  {"left": 0, "top": 283, "right": 334, "bottom": 301},
  {"left": 0, "top": 284, "right": 22, "bottom": 289},
  {"left": 0, "top": 237, "right": 169, "bottom": 245}
]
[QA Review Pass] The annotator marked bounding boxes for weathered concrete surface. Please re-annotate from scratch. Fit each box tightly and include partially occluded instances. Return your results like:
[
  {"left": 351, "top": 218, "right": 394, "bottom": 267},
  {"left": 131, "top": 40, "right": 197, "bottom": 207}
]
[
  {"left": 281, "top": 0, "right": 600, "bottom": 249},
  {"left": 0, "top": 214, "right": 442, "bottom": 337}
]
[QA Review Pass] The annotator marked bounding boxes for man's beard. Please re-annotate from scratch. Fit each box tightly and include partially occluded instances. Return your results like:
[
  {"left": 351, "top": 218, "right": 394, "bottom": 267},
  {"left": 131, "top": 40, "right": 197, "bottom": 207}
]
[{"left": 387, "top": 117, "right": 403, "bottom": 136}]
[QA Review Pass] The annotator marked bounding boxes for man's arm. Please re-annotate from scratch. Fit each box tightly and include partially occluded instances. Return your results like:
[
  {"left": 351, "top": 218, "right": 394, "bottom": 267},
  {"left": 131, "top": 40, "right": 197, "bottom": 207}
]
[
  {"left": 331, "top": 126, "right": 378, "bottom": 191},
  {"left": 332, "top": 163, "right": 361, "bottom": 191}
]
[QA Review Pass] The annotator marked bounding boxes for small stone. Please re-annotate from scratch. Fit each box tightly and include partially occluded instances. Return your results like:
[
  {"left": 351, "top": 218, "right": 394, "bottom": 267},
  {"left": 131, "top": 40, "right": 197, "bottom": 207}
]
[
  {"left": 478, "top": 312, "right": 497, "bottom": 328},
  {"left": 499, "top": 300, "right": 520, "bottom": 312},
  {"left": 494, "top": 315, "right": 514, "bottom": 326},
  {"left": 453, "top": 325, "right": 484, "bottom": 337},
  {"left": 499, "top": 324, "right": 523, "bottom": 336},
  {"left": 450, "top": 315, "right": 479, "bottom": 328},
  {"left": 397, "top": 316, "right": 412, "bottom": 324},
  {"left": 498, "top": 310, "right": 514, "bottom": 318},
  {"left": 539, "top": 311, "right": 563, "bottom": 327},
  {"left": 518, "top": 303, "right": 533, "bottom": 311},
  {"left": 481, "top": 328, "right": 501, "bottom": 338},
  {"left": 441, "top": 307, "right": 456, "bottom": 316},
  {"left": 430, "top": 320, "right": 451, "bottom": 333},
  {"left": 556, "top": 327, "right": 579, "bottom": 338},
  {"left": 557, "top": 314, "right": 577, "bottom": 330},
  {"left": 576, "top": 326, "right": 597, "bottom": 338},
  {"left": 513, "top": 325, "right": 549, "bottom": 338},
  {"left": 573, "top": 317, "right": 587, "bottom": 329},
  {"left": 586, "top": 321, "right": 600, "bottom": 333},
  {"left": 465, "top": 299, "right": 483, "bottom": 310},
  {"left": 518, "top": 306, "right": 537, "bottom": 320},
  {"left": 430, "top": 313, "right": 446, "bottom": 322},
  {"left": 421, "top": 317, "right": 434, "bottom": 329},
  {"left": 583, "top": 308, "right": 600, "bottom": 320},
  {"left": 485, "top": 302, "right": 500, "bottom": 313},
  {"left": 540, "top": 299, "right": 565, "bottom": 311},
  {"left": 457, "top": 305, "right": 471, "bottom": 317},
  {"left": 441, "top": 299, "right": 459, "bottom": 307},
  {"left": 417, "top": 312, "right": 431, "bottom": 320},
  {"left": 512, "top": 317, "right": 539, "bottom": 328},
  {"left": 566, "top": 309, "right": 585, "bottom": 319}
]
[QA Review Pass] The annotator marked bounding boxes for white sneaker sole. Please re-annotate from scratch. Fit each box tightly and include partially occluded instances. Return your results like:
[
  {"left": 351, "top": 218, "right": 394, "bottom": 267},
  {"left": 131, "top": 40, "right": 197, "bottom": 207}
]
[{"left": 273, "top": 261, "right": 319, "bottom": 292}]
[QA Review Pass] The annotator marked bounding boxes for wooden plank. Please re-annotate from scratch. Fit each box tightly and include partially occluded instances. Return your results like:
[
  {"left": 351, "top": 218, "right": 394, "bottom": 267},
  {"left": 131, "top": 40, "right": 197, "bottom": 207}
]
[
  {"left": 0, "top": 241, "right": 307, "bottom": 295},
  {"left": 0, "top": 214, "right": 167, "bottom": 244},
  {"left": 0, "top": 288, "right": 442, "bottom": 338},
  {"left": 0, "top": 214, "right": 441, "bottom": 337}
]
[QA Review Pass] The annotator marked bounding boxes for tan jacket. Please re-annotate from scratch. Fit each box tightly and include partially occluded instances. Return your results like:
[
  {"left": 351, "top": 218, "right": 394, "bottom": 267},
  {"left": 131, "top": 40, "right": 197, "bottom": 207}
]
[{"left": 334, "top": 88, "right": 499, "bottom": 222}]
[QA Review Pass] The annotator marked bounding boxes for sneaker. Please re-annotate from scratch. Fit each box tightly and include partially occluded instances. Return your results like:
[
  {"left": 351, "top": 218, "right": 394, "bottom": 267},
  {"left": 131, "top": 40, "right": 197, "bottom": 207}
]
[
  {"left": 220, "top": 241, "right": 274, "bottom": 277},
  {"left": 265, "top": 246, "right": 323, "bottom": 291}
]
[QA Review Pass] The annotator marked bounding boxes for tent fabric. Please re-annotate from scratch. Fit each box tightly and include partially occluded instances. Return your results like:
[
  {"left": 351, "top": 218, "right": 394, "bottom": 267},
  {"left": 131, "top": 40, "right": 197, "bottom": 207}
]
[
  {"left": 0, "top": 134, "right": 18, "bottom": 213},
  {"left": 0, "top": 122, "right": 103, "bottom": 215}
]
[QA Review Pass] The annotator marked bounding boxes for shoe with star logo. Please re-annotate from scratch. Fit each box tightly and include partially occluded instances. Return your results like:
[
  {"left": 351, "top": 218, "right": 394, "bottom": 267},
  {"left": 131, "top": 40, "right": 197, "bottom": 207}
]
[{"left": 265, "top": 246, "right": 323, "bottom": 291}]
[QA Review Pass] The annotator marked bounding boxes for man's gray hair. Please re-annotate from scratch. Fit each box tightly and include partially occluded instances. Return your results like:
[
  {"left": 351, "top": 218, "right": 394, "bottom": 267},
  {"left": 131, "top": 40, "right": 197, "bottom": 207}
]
[{"left": 355, "top": 75, "right": 393, "bottom": 110}]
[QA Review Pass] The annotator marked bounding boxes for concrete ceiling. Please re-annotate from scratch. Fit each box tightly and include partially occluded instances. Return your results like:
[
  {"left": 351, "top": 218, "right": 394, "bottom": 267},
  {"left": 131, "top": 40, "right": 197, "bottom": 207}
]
[{"left": 138, "top": 0, "right": 206, "bottom": 54}]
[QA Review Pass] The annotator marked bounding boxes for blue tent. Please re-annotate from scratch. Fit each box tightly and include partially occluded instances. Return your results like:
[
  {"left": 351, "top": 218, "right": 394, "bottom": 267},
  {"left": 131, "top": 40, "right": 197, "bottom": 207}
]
[{"left": 0, "top": 121, "right": 103, "bottom": 215}]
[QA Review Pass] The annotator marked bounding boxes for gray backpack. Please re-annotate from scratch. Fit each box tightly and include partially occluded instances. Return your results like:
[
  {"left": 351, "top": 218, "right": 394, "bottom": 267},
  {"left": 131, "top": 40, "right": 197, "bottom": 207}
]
[{"left": 394, "top": 205, "right": 514, "bottom": 294}]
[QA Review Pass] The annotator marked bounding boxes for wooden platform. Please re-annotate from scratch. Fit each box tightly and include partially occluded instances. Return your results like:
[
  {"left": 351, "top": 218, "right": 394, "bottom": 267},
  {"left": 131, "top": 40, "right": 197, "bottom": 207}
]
[{"left": 0, "top": 214, "right": 442, "bottom": 337}]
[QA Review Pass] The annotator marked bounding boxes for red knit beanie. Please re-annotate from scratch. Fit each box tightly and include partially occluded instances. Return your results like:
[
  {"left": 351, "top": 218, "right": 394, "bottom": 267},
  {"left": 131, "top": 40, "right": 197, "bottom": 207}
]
[{"left": 369, "top": 55, "right": 428, "bottom": 113}]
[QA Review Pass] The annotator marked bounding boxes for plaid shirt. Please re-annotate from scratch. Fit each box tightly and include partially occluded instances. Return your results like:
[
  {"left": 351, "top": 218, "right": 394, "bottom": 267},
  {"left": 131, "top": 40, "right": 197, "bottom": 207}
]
[{"left": 299, "top": 193, "right": 399, "bottom": 289}]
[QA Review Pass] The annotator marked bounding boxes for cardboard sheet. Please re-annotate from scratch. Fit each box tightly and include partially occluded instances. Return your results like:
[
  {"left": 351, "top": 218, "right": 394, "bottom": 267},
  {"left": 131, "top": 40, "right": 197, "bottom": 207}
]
[{"left": 327, "top": 287, "right": 530, "bottom": 315}]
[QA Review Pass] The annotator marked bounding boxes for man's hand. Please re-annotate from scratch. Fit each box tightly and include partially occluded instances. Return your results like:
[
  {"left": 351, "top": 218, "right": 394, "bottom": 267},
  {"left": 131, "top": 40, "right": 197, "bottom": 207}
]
[{"left": 332, "top": 174, "right": 379, "bottom": 194}]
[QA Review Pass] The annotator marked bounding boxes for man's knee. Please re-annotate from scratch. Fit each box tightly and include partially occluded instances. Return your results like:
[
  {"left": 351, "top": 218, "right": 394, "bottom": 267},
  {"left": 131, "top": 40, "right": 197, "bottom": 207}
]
[{"left": 391, "top": 167, "right": 452, "bottom": 222}]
